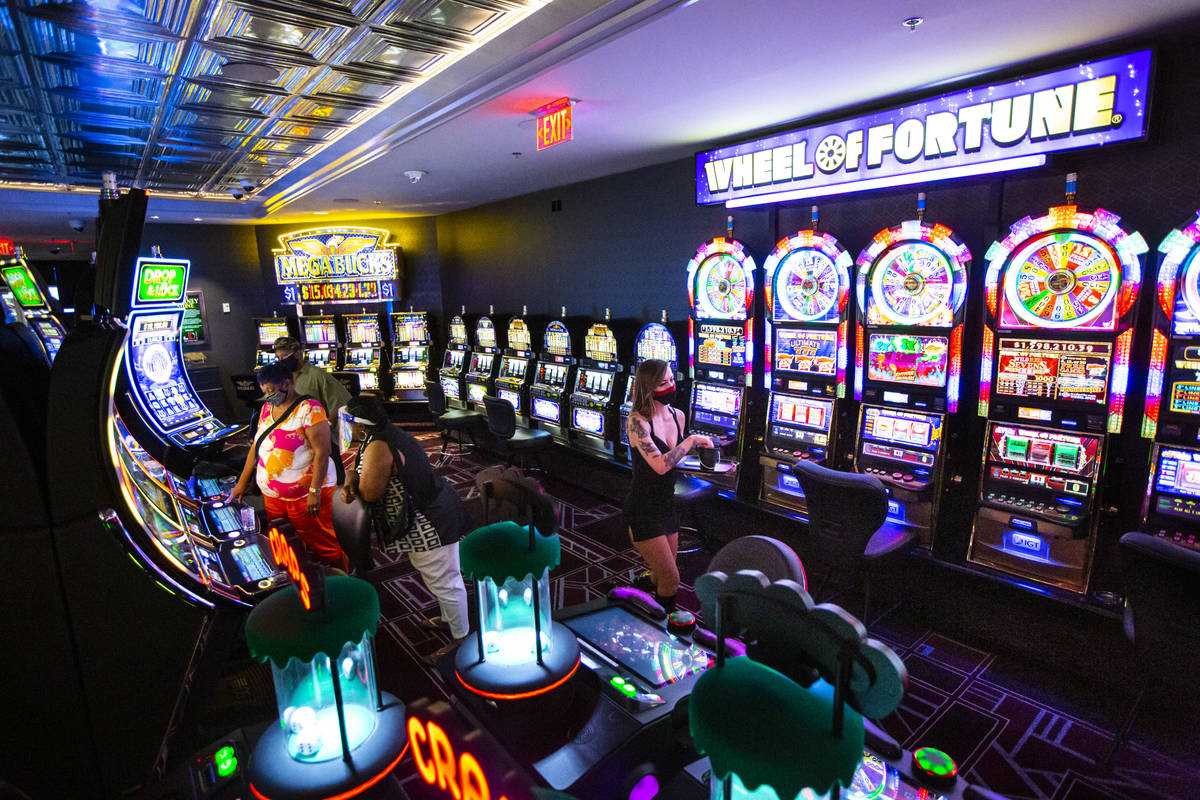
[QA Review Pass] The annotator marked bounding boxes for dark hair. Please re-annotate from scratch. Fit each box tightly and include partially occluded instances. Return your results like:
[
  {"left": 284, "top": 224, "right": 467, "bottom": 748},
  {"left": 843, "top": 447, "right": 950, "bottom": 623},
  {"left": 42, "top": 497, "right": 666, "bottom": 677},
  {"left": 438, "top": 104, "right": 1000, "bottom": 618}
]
[
  {"left": 630, "top": 358, "right": 670, "bottom": 419},
  {"left": 344, "top": 394, "right": 389, "bottom": 432},
  {"left": 273, "top": 335, "right": 301, "bottom": 353},
  {"left": 256, "top": 361, "right": 294, "bottom": 386}
]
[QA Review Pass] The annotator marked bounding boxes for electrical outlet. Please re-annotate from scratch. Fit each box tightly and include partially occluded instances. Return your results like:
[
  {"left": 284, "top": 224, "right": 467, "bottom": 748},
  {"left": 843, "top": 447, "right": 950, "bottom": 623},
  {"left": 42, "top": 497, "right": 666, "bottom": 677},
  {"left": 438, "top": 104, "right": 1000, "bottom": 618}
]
[{"left": 222, "top": 302, "right": 231, "bottom": 313}]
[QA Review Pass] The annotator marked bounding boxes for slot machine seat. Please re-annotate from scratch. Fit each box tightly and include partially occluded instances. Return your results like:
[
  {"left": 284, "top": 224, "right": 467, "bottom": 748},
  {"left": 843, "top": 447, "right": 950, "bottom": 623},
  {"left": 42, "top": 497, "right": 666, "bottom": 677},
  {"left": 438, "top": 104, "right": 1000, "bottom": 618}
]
[
  {"left": 482, "top": 395, "right": 551, "bottom": 471},
  {"left": 425, "top": 380, "right": 484, "bottom": 454},
  {"left": 675, "top": 474, "right": 718, "bottom": 554},
  {"left": 792, "top": 460, "right": 915, "bottom": 627},
  {"left": 330, "top": 491, "right": 374, "bottom": 577},
  {"left": 1101, "top": 532, "right": 1200, "bottom": 769},
  {"left": 706, "top": 535, "right": 807, "bottom": 589},
  {"left": 333, "top": 370, "right": 361, "bottom": 398}
]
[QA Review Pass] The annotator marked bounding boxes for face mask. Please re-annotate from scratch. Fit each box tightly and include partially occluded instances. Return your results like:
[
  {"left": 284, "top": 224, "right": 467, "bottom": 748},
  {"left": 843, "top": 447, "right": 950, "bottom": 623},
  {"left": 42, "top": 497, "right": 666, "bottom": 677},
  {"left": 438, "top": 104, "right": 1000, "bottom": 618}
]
[
  {"left": 278, "top": 354, "right": 300, "bottom": 372},
  {"left": 653, "top": 386, "right": 675, "bottom": 405},
  {"left": 266, "top": 390, "right": 288, "bottom": 407}
]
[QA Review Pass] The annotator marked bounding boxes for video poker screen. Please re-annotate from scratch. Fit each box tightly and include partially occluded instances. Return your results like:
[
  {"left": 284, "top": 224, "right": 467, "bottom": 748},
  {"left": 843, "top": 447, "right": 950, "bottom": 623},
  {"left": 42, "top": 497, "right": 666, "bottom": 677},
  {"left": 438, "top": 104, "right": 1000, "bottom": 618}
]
[
  {"left": 256, "top": 318, "right": 290, "bottom": 347},
  {"left": 867, "top": 334, "right": 948, "bottom": 388},
  {"left": 995, "top": 338, "right": 1110, "bottom": 405},
  {"left": 692, "top": 383, "right": 741, "bottom": 429},
  {"left": 344, "top": 315, "right": 381, "bottom": 344},
  {"left": 573, "top": 406, "right": 605, "bottom": 435},
  {"left": 301, "top": 317, "right": 337, "bottom": 345},
  {"left": 775, "top": 328, "right": 836, "bottom": 375},
  {"left": 564, "top": 606, "right": 712, "bottom": 687},
  {"left": 697, "top": 322, "right": 747, "bottom": 369},
  {"left": 861, "top": 407, "right": 942, "bottom": 452},
  {"left": 128, "top": 312, "right": 207, "bottom": 433},
  {"left": 392, "top": 313, "right": 428, "bottom": 343}
]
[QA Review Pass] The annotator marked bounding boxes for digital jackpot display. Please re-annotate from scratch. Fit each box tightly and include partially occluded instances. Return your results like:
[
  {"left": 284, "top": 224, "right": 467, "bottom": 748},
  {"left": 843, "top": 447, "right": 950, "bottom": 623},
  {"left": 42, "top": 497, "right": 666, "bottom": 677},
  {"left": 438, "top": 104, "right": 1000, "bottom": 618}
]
[
  {"left": 994, "top": 339, "right": 1111, "bottom": 405},
  {"left": 775, "top": 329, "right": 836, "bottom": 375},
  {"left": 867, "top": 333, "right": 949, "bottom": 388},
  {"left": 272, "top": 227, "right": 399, "bottom": 305},
  {"left": 697, "top": 322, "right": 746, "bottom": 368}
]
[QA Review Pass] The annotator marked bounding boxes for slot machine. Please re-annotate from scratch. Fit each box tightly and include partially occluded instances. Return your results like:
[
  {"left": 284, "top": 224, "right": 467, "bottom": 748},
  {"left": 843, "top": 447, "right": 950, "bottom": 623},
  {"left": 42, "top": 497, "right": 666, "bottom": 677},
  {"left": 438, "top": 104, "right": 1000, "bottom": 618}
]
[
  {"left": 341, "top": 311, "right": 385, "bottom": 392},
  {"left": 759, "top": 219, "right": 855, "bottom": 515},
  {"left": 969, "top": 197, "right": 1146, "bottom": 593},
  {"left": 530, "top": 312, "right": 586, "bottom": 444},
  {"left": 440, "top": 311, "right": 471, "bottom": 409},
  {"left": 853, "top": 203, "right": 971, "bottom": 550},
  {"left": 495, "top": 308, "right": 543, "bottom": 427},
  {"left": 684, "top": 237, "right": 759, "bottom": 493},
  {"left": 464, "top": 312, "right": 500, "bottom": 409},
  {"left": 569, "top": 314, "right": 635, "bottom": 457},
  {"left": 252, "top": 316, "right": 292, "bottom": 368},
  {"left": 1142, "top": 212, "right": 1200, "bottom": 551},
  {"left": 298, "top": 313, "right": 339, "bottom": 370},
  {"left": 389, "top": 309, "right": 430, "bottom": 401},
  {"left": 0, "top": 252, "right": 68, "bottom": 362},
  {"left": 617, "top": 312, "right": 687, "bottom": 461}
]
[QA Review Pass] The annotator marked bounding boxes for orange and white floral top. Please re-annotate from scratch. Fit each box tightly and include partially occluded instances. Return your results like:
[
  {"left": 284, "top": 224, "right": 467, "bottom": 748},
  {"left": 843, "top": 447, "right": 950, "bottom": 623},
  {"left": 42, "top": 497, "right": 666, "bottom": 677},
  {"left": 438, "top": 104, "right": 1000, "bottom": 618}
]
[{"left": 255, "top": 398, "right": 337, "bottom": 500}]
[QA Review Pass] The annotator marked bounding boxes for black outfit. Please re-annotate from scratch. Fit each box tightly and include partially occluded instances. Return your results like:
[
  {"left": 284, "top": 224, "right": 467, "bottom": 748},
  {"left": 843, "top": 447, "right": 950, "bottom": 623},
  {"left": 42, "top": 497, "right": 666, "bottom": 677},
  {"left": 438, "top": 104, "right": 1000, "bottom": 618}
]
[
  {"left": 372, "top": 423, "right": 469, "bottom": 546},
  {"left": 623, "top": 407, "right": 683, "bottom": 542}
]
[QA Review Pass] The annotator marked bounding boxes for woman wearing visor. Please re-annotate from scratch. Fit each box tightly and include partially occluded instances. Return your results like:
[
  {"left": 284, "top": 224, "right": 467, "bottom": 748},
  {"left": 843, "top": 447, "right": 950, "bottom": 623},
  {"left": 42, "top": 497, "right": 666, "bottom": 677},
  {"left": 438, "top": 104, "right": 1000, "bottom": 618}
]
[
  {"left": 340, "top": 395, "right": 470, "bottom": 657},
  {"left": 230, "top": 360, "right": 346, "bottom": 569}
]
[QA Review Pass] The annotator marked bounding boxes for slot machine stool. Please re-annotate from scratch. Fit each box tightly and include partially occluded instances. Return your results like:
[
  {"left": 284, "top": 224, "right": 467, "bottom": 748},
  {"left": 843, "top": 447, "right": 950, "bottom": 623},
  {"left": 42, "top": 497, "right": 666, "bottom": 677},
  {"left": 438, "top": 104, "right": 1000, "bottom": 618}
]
[
  {"left": 426, "top": 380, "right": 485, "bottom": 454},
  {"left": 244, "top": 573, "right": 407, "bottom": 800},
  {"left": 793, "top": 460, "right": 915, "bottom": 626},
  {"left": 675, "top": 474, "right": 718, "bottom": 554},
  {"left": 483, "top": 394, "right": 553, "bottom": 471}
]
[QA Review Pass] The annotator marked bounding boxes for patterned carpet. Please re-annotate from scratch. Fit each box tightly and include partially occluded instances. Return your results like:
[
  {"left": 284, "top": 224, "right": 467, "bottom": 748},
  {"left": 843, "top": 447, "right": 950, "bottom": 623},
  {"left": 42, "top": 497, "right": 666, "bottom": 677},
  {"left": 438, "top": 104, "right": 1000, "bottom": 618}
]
[{"left": 353, "top": 432, "right": 1200, "bottom": 800}]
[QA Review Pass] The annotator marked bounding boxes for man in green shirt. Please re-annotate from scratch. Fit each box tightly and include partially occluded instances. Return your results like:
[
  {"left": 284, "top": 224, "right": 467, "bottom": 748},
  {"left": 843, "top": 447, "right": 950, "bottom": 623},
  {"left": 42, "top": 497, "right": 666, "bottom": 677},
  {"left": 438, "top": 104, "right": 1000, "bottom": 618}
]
[{"left": 273, "top": 335, "right": 352, "bottom": 427}]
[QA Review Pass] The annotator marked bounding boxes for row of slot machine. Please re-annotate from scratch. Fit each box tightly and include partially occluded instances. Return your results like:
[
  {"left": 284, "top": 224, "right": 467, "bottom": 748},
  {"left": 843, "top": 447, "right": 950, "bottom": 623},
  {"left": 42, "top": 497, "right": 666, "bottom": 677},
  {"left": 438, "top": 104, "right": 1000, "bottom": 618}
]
[
  {"left": 251, "top": 310, "right": 431, "bottom": 400},
  {"left": 677, "top": 195, "right": 1200, "bottom": 598}
]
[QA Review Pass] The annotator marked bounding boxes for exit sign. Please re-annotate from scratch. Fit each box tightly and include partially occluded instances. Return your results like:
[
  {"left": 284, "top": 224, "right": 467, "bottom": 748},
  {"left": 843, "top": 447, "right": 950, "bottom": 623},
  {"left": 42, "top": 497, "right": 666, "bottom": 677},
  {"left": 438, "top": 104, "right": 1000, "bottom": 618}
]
[
  {"left": 535, "top": 97, "right": 573, "bottom": 151},
  {"left": 0, "top": 239, "right": 15, "bottom": 256}
]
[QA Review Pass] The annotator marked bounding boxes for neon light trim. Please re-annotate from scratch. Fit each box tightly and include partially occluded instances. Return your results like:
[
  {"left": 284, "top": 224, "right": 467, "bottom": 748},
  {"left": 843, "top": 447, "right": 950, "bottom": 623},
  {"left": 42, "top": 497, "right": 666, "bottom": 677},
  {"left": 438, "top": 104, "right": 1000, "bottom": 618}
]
[
  {"left": 1142, "top": 328, "right": 1169, "bottom": 439},
  {"left": 836, "top": 319, "right": 848, "bottom": 398},
  {"left": 248, "top": 741, "right": 409, "bottom": 800},
  {"left": 947, "top": 324, "right": 963, "bottom": 414},
  {"left": 854, "top": 323, "right": 865, "bottom": 401},
  {"left": 456, "top": 658, "right": 581, "bottom": 700},
  {"left": 978, "top": 326, "right": 994, "bottom": 417},
  {"left": 1109, "top": 328, "right": 1134, "bottom": 433}
]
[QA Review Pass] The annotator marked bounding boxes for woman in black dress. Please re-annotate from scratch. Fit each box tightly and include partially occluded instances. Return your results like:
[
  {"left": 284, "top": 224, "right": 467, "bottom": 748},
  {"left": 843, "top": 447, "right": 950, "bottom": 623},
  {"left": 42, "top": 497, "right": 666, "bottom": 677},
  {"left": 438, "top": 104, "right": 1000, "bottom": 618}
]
[{"left": 624, "top": 359, "right": 715, "bottom": 611}]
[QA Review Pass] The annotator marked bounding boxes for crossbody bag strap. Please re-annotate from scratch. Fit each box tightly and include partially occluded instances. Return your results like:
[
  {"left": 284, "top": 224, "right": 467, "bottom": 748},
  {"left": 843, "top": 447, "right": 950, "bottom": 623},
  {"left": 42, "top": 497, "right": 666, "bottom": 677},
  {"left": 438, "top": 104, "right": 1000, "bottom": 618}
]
[{"left": 253, "top": 394, "right": 313, "bottom": 463}]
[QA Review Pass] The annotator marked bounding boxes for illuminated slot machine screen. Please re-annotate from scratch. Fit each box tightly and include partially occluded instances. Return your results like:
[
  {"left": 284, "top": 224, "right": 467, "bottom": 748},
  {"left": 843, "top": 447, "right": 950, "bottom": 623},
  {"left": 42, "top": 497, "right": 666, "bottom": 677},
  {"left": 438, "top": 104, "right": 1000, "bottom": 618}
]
[
  {"left": 867, "top": 241, "right": 959, "bottom": 327},
  {"left": 691, "top": 383, "right": 742, "bottom": 433},
  {"left": 477, "top": 319, "right": 497, "bottom": 349},
  {"left": 1000, "top": 231, "right": 1121, "bottom": 331},
  {"left": 498, "top": 388, "right": 522, "bottom": 411},
  {"left": 346, "top": 348, "right": 376, "bottom": 367},
  {"left": 467, "top": 382, "right": 487, "bottom": 404},
  {"left": 564, "top": 606, "right": 712, "bottom": 687},
  {"left": 308, "top": 350, "right": 333, "bottom": 369},
  {"left": 635, "top": 323, "right": 678, "bottom": 371},
  {"left": 1166, "top": 345, "right": 1200, "bottom": 416},
  {"left": 532, "top": 397, "right": 559, "bottom": 422},
  {"left": 544, "top": 322, "right": 571, "bottom": 357},
  {"left": 867, "top": 333, "right": 949, "bottom": 387},
  {"left": 775, "top": 328, "right": 837, "bottom": 376},
  {"left": 395, "top": 345, "right": 429, "bottom": 369},
  {"left": 584, "top": 324, "right": 618, "bottom": 362},
  {"left": 508, "top": 319, "right": 532, "bottom": 352},
  {"left": 986, "top": 424, "right": 1100, "bottom": 495},
  {"left": 995, "top": 339, "right": 1111, "bottom": 406},
  {"left": 440, "top": 376, "right": 461, "bottom": 400},
  {"left": 1153, "top": 448, "right": 1200, "bottom": 521},
  {"left": 393, "top": 313, "right": 429, "bottom": 343},
  {"left": 394, "top": 370, "right": 425, "bottom": 390},
  {"left": 449, "top": 319, "right": 468, "bottom": 345},
  {"left": 697, "top": 323, "right": 747, "bottom": 369},
  {"left": 539, "top": 362, "right": 568, "bottom": 388},
  {"left": 443, "top": 349, "right": 464, "bottom": 371},
  {"left": 572, "top": 406, "right": 605, "bottom": 436},
  {"left": 769, "top": 394, "right": 833, "bottom": 449},
  {"left": 302, "top": 317, "right": 337, "bottom": 346},
  {"left": 255, "top": 351, "right": 274, "bottom": 368},
  {"left": 860, "top": 407, "right": 942, "bottom": 468},
  {"left": 576, "top": 369, "right": 613, "bottom": 396},
  {"left": 127, "top": 313, "right": 207, "bottom": 433},
  {"left": 33, "top": 320, "right": 63, "bottom": 360},
  {"left": 256, "top": 318, "right": 290, "bottom": 347},
  {"left": 501, "top": 356, "right": 527, "bottom": 379},
  {"left": 470, "top": 353, "right": 493, "bottom": 374},
  {"left": 345, "top": 315, "right": 381, "bottom": 345}
]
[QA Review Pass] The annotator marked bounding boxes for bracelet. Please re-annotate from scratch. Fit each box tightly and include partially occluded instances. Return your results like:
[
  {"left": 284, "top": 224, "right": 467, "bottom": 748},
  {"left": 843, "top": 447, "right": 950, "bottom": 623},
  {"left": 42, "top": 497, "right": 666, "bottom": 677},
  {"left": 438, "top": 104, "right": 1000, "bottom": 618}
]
[{"left": 308, "top": 488, "right": 320, "bottom": 495}]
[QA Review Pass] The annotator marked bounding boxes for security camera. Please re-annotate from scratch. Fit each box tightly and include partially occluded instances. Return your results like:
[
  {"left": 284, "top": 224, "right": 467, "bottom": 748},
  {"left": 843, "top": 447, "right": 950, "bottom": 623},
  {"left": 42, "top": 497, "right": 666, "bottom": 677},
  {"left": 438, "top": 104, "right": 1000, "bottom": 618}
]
[
  {"left": 404, "top": 170, "right": 428, "bottom": 184},
  {"left": 68, "top": 218, "right": 85, "bottom": 232},
  {"left": 49, "top": 246, "right": 61, "bottom": 255},
  {"left": 238, "top": 179, "right": 256, "bottom": 192},
  {"left": 230, "top": 187, "right": 245, "bottom": 200}
]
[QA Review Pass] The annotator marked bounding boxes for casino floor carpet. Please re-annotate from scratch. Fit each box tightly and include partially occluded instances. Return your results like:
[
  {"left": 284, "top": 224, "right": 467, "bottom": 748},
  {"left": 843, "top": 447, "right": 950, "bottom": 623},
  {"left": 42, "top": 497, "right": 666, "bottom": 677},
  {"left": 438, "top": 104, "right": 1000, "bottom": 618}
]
[{"left": 354, "top": 433, "right": 1199, "bottom": 800}]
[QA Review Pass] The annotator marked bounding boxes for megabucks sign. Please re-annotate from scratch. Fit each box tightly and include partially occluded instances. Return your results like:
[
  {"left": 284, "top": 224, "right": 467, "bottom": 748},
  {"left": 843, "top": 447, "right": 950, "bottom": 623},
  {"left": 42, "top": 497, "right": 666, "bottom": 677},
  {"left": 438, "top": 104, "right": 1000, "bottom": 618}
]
[{"left": 695, "top": 50, "right": 1152, "bottom": 207}]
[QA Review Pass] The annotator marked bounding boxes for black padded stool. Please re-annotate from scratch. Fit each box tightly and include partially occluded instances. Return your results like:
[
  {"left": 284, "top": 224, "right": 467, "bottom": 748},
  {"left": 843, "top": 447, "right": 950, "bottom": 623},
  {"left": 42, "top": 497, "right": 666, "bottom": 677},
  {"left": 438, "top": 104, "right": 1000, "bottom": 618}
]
[
  {"left": 483, "top": 395, "right": 552, "bottom": 471},
  {"left": 331, "top": 491, "right": 373, "bottom": 577},
  {"left": 792, "top": 459, "right": 915, "bottom": 626},
  {"left": 426, "top": 380, "right": 484, "bottom": 454},
  {"left": 675, "top": 473, "right": 718, "bottom": 554}
]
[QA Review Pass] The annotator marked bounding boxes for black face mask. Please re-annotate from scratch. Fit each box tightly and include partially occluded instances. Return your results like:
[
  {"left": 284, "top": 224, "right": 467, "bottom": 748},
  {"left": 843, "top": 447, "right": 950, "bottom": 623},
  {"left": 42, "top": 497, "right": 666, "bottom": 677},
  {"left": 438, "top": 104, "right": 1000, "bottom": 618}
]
[
  {"left": 653, "top": 387, "right": 675, "bottom": 406},
  {"left": 278, "top": 354, "right": 300, "bottom": 372}
]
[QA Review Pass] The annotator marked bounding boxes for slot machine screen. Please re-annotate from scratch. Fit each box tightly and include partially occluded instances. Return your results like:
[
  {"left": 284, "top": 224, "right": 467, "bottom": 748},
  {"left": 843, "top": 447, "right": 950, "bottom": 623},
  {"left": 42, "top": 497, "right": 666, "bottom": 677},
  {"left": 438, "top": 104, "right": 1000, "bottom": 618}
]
[
  {"left": 508, "top": 319, "right": 532, "bottom": 352},
  {"left": 309, "top": 350, "right": 333, "bottom": 369},
  {"left": 441, "top": 376, "right": 460, "bottom": 399},
  {"left": 538, "top": 363, "right": 566, "bottom": 388},
  {"left": 635, "top": 323, "right": 677, "bottom": 371},
  {"left": 127, "top": 312, "right": 207, "bottom": 433},
  {"left": 33, "top": 320, "right": 63, "bottom": 360},
  {"left": 995, "top": 339, "right": 1111, "bottom": 405},
  {"left": 393, "top": 313, "right": 429, "bottom": 343},
  {"left": 691, "top": 383, "right": 741, "bottom": 430},
  {"left": 1166, "top": 345, "right": 1200, "bottom": 415},
  {"left": 477, "top": 321, "right": 497, "bottom": 349},
  {"left": 697, "top": 323, "right": 746, "bottom": 369},
  {"left": 196, "top": 478, "right": 222, "bottom": 500},
  {"left": 862, "top": 407, "right": 942, "bottom": 452},
  {"left": 395, "top": 346, "right": 428, "bottom": 368},
  {"left": 867, "top": 334, "right": 948, "bottom": 388},
  {"left": 394, "top": 371, "right": 425, "bottom": 390},
  {"left": 359, "top": 372, "right": 379, "bottom": 391},
  {"left": 572, "top": 407, "right": 605, "bottom": 435},
  {"left": 470, "top": 353, "right": 492, "bottom": 373},
  {"left": 468, "top": 383, "right": 487, "bottom": 404},
  {"left": 501, "top": 357, "right": 527, "bottom": 379},
  {"left": 545, "top": 323, "right": 571, "bottom": 356},
  {"left": 584, "top": 325, "right": 618, "bottom": 362},
  {"left": 346, "top": 348, "right": 375, "bottom": 367},
  {"left": 345, "top": 315, "right": 381, "bottom": 344},
  {"left": 775, "top": 328, "right": 836, "bottom": 375},
  {"left": 564, "top": 606, "right": 712, "bottom": 687},
  {"left": 450, "top": 319, "right": 468, "bottom": 344},
  {"left": 1153, "top": 448, "right": 1200, "bottom": 520},
  {"left": 256, "top": 351, "right": 274, "bottom": 368},
  {"left": 499, "top": 388, "right": 521, "bottom": 411},
  {"left": 207, "top": 504, "right": 243, "bottom": 535},
  {"left": 771, "top": 395, "right": 833, "bottom": 434},
  {"left": 533, "top": 397, "right": 559, "bottom": 422},
  {"left": 988, "top": 424, "right": 1100, "bottom": 480},
  {"left": 256, "top": 318, "right": 290, "bottom": 347},
  {"left": 302, "top": 318, "right": 337, "bottom": 345},
  {"left": 576, "top": 369, "right": 612, "bottom": 395}
]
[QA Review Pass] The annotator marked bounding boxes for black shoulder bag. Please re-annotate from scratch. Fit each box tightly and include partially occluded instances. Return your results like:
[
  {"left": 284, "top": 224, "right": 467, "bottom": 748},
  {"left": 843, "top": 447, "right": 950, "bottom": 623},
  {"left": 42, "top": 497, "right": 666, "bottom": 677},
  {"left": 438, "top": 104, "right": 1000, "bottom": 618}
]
[{"left": 253, "top": 394, "right": 313, "bottom": 463}]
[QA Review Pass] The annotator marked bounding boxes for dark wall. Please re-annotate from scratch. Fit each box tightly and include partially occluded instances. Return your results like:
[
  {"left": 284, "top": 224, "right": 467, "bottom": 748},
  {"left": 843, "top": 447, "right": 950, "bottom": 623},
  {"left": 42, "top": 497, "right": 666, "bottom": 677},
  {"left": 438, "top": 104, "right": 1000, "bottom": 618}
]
[
  {"left": 143, "top": 222, "right": 265, "bottom": 420},
  {"left": 435, "top": 158, "right": 773, "bottom": 323}
]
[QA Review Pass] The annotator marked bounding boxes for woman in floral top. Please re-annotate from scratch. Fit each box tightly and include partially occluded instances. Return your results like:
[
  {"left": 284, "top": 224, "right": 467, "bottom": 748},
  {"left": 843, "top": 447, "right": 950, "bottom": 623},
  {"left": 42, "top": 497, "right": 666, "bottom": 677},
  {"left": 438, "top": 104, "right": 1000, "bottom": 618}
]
[{"left": 231, "top": 360, "right": 345, "bottom": 569}]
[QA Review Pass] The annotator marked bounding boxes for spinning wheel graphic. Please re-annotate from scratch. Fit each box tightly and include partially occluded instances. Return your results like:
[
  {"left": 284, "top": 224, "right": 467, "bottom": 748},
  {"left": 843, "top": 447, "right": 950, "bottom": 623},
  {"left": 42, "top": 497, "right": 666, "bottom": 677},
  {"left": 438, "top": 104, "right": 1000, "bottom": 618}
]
[
  {"left": 140, "top": 343, "right": 174, "bottom": 384},
  {"left": 697, "top": 254, "right": 749, "bottom": 318},
  {"left": 871, "top": 242, "right": 956, "bottom": 325},
  {"left": 1003, "top": 232, "right": 1119, "bottom": 329},
  {"left": 777, "top": 249, "right": 841, "bottom": 322}
]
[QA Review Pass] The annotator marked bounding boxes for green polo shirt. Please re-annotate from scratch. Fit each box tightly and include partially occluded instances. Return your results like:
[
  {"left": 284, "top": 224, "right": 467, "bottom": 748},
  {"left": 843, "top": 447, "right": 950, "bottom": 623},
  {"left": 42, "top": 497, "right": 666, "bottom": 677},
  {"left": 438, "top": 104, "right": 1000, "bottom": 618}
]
[{"left": 293, "top": 361, "right": 352, "bottom": 425}]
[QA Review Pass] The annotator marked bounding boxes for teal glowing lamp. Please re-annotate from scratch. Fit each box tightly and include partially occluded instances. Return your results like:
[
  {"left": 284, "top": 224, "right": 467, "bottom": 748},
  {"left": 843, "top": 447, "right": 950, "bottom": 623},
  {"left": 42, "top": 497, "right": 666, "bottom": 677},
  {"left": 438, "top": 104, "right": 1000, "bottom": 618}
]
[
  {"left": 245, "top": 524, "right": 407, "bottom": 799},
  {"left": 453, "top": 474, "right": 580, "bottom": 700}
]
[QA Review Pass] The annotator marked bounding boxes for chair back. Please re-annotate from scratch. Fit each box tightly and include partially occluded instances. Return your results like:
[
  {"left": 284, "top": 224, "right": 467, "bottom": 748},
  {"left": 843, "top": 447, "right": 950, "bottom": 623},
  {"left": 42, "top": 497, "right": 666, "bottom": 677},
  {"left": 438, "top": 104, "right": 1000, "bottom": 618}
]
[
  {"left": 792, "top": 461, "right": 888, "bottom": 575},
  {"left": 333, "top": 371, "right": 361, "bottom": 398},
  {"left": 1119, "top": 532, "right": 1200, "bottom": 666},
  {"left": 331, "top": 490, "right": 374, "bottom": 576},
  {"left": 482, "top": 395, "right": 516, "bottom": 441},
  {"left": 231, "top": 373, "right": 261, "bottom": 403},
  {"left": 707, "top": 535, "right": 807, "bottom": 591},
  {"left": 425, "top": 380, "right": 447, "bottom": 416}
]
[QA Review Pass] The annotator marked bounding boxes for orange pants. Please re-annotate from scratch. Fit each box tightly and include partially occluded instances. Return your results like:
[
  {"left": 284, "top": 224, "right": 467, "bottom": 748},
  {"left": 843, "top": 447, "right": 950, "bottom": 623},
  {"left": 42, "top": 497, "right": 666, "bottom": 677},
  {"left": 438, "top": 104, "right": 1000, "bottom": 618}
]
[{"left": 264, "top": 487, "right": 347, "bottom": 570}]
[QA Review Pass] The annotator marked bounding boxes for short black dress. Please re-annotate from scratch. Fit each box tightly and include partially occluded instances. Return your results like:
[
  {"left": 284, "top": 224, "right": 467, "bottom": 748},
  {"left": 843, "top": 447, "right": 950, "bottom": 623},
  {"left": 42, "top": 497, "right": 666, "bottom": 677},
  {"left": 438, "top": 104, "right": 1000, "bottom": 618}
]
[{"left": 623, "top": 409, "right": 683, "bottom": 542}]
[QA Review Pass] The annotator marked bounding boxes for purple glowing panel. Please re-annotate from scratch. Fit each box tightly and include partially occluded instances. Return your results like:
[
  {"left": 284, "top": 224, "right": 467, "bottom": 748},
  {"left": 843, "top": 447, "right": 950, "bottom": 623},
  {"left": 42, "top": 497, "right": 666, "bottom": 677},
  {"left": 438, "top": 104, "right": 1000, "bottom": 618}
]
[
  {"left": 696, "top": 50, "right": 1151, "bottom": 205},
  {"left": 628, "top": 774, "right": 659, "bottom": 800}
]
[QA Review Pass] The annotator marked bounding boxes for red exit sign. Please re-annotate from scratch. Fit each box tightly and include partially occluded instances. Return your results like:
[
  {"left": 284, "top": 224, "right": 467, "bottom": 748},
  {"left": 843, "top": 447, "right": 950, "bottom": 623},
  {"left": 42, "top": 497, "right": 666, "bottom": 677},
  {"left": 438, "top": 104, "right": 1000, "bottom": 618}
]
[
  {"left": 535, "top": 97, "right": 573, "bottom": 151},
  {"left": 0, "top": 239, "right": 15, "bottom": 256}
]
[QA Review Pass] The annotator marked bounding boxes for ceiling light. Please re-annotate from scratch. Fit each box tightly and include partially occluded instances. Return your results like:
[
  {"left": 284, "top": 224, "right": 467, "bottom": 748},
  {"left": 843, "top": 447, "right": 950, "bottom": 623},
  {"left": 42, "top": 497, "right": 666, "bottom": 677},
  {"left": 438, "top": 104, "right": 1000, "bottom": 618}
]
[
  {"left": 193, "top": 217, "right": 203, "bottom": 221},
  {"left": 404, "top": 170, "right": 428, "bottom": 184},
  {"left": 313, "top": 211, "right": 328, "bottom": 215},
  {"left": 902, "top": 16, "right": 924, "bottom": 31},
  {"left": 151, "top": 215, "right": 160, "bottom": 219}
]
